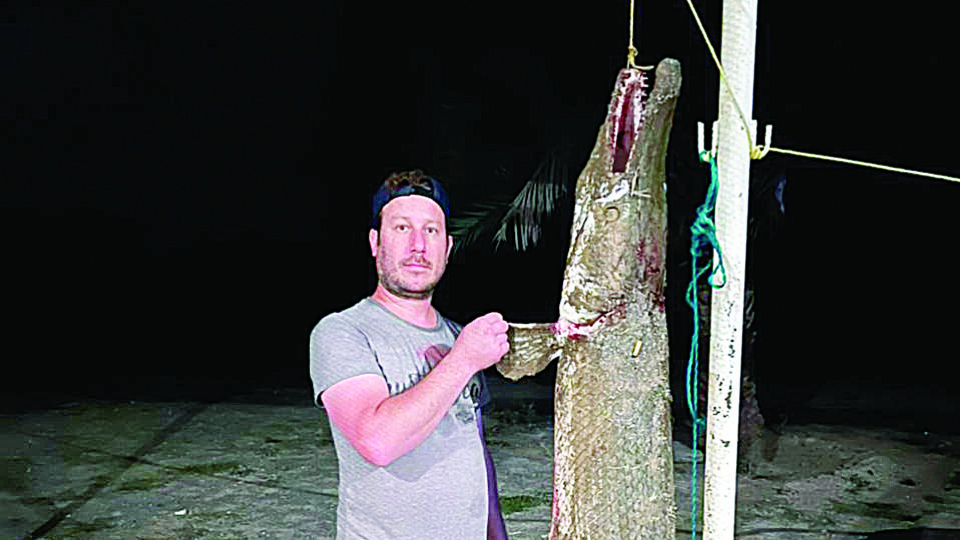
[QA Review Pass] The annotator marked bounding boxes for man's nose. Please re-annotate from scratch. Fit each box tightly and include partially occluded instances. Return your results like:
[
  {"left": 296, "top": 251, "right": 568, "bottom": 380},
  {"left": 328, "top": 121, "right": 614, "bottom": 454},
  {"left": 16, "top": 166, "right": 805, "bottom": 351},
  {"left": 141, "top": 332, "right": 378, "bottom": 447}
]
[{"left": 409, "top": 228, "right": 427, "bottom": 252}]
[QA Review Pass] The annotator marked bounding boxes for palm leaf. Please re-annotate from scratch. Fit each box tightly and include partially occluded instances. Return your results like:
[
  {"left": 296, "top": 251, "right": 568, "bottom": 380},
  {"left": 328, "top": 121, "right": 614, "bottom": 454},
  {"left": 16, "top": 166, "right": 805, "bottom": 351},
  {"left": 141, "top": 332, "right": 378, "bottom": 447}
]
[{"left": 450, "top": 152, "right": 570, "bottom": 255}]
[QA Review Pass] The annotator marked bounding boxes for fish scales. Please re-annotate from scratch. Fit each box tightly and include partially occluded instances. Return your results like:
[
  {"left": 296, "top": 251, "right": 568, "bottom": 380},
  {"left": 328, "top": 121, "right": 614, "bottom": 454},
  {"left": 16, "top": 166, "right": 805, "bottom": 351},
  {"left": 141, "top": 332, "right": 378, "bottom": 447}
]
[{"left": 497, "top": 58, "right": 681, "bottom": 539}]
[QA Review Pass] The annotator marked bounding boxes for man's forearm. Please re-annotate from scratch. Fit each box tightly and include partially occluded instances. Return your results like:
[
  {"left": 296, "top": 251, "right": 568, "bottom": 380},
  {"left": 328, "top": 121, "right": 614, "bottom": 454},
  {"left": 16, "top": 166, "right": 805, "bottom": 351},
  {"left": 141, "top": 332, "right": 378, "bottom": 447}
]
[{"left": 361, "top": 350, "right": 477, "bottom": 465}]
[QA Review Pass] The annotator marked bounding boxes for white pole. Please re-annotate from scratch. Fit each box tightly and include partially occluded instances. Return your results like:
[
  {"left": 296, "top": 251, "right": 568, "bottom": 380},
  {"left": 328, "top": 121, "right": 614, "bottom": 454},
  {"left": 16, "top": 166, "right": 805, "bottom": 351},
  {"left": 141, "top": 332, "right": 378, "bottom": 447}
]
[{"left": 703, "top": 0, "right": 758, "bottom": 538}]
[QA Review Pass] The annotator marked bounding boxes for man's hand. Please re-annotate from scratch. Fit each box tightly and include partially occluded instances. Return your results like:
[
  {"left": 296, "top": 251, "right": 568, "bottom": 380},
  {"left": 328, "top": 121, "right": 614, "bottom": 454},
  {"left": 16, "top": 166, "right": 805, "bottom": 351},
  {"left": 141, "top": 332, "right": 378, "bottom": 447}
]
[{"left": 452, "top": 312, "right": 510, "bottom": 371}]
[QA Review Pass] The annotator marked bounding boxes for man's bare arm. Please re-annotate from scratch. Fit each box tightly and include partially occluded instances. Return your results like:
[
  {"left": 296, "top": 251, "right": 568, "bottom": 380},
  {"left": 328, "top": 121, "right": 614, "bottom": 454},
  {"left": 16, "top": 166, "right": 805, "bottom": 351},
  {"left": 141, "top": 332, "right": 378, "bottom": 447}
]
[{"left": 321, "top": 312, "right": 509, "bottom": 466}]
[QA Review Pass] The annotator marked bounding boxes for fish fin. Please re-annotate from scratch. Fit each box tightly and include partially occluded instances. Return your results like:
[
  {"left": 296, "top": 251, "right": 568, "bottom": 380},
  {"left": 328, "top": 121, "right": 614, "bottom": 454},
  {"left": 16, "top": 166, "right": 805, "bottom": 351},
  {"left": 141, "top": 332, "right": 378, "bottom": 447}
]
[{"left": 496, "top": 322, "right": 563, "bottom": 381}]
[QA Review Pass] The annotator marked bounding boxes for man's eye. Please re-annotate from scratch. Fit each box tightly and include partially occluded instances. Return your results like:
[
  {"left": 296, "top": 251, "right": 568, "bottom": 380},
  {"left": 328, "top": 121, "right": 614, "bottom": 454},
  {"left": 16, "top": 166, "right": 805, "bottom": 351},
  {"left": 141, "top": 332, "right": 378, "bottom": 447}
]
[
  {"left": 396, "top": 224, "right": 408, "bottom": 232},
  {"left": 426, "top": 227, "right": 438, "bottom": 234}
]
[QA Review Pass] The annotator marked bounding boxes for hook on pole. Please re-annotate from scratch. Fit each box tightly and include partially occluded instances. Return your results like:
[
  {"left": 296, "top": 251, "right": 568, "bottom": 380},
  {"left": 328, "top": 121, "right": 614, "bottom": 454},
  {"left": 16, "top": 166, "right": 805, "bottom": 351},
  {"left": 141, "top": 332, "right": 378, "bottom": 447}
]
[{"left": 698, "top": 121, "right": 773, "bottom": 161}]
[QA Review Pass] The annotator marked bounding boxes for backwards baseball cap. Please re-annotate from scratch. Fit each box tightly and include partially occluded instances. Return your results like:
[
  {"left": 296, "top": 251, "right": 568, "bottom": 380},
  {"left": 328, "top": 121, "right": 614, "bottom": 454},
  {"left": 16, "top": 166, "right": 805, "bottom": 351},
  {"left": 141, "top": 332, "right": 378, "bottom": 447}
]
[{"left": 371, "top": 170, "right": 450, "bottom": 228}]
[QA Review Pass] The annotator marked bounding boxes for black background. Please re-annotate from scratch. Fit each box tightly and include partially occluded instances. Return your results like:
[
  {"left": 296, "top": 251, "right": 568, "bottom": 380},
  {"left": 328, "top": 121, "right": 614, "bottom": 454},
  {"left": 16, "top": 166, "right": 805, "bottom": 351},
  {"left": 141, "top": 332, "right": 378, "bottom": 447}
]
[{"left": 5, "top": 4, "right": 958, "bottom": 423}]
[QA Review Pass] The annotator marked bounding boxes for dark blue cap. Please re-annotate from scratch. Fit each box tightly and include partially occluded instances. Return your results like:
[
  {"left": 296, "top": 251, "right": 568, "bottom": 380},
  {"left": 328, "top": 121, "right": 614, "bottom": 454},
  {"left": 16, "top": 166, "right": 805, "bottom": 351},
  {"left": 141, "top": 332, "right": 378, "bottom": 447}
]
[{"left": 371, "top": 171, "right": 449, "bottom": 228}]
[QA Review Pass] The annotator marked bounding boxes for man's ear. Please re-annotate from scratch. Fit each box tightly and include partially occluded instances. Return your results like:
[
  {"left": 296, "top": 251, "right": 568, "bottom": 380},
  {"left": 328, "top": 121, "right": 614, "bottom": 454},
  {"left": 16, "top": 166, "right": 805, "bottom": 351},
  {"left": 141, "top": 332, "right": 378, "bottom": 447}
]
[
  {"left": 446, "top": 235, "right": 454, "bottom": 261},
  {"left": 368, "top": 229, "right": 379, "bottom": 257}
]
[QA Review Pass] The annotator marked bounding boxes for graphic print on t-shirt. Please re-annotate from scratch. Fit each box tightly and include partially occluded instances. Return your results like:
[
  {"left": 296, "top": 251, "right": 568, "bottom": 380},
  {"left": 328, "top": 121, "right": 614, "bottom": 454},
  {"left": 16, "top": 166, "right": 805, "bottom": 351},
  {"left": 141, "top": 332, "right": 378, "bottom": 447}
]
[{"left": 384, "top": 342, "right": 481, "bottom": 426}]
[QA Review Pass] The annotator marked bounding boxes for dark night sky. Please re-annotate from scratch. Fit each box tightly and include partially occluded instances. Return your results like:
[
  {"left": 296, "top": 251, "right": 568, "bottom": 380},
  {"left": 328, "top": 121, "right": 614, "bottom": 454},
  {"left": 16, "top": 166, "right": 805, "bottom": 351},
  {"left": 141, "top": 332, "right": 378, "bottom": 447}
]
[{"left": 5, "top": 5, "right": 959, "bottom": 412}]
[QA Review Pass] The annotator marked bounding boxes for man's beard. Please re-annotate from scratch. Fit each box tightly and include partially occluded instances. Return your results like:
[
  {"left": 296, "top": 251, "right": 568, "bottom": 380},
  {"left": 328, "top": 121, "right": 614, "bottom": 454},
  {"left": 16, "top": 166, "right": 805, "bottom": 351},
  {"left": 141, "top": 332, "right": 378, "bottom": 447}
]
[{"left": 376, "top": 253, "right": 444, "bottom": 300}]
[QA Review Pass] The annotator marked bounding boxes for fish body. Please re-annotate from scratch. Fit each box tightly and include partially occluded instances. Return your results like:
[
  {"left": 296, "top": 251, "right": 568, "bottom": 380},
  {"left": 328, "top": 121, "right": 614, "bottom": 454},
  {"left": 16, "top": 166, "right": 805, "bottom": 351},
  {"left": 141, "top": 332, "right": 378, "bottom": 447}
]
[{"left": 497, "top": 58, "right": 681, "bottom": 539}]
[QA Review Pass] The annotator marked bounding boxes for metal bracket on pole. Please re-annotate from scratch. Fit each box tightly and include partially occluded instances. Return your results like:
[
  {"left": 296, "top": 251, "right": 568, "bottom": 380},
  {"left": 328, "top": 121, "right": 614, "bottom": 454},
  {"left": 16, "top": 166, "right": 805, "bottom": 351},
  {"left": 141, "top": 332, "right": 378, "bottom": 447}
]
[
  {"left": 699, "top": 121, "right": 772, "bottom": 161},
  {"left": 697, "top": 121, "right": 720, "bottom": 159}
]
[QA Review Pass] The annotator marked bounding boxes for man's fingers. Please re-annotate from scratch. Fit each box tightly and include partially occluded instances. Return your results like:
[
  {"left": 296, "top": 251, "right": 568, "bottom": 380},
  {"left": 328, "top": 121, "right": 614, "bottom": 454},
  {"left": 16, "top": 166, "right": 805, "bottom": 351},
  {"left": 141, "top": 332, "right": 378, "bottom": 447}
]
[
  {"left": 483, "top": 312, "right": 505, "bottom": 324},
  {"left": 458, "top": 312, "right": 510, "bottom": 366},
  {"left": 470, "top": 312, "right": 508, "bottom": 335},
  {"left": 485, "top": 313, "right": 508, "bottom": 332}
]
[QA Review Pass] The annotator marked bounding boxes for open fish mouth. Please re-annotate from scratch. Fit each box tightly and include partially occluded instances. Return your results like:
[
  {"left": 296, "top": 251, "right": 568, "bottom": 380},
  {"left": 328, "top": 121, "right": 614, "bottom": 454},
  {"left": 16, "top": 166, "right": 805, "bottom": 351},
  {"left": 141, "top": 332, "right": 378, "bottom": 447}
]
[
  {"left": 609, "top": 69, "right": 648, "bottom": 174},
  {"left": 558, "top": 68, "right": 649, "bottom": 326}
]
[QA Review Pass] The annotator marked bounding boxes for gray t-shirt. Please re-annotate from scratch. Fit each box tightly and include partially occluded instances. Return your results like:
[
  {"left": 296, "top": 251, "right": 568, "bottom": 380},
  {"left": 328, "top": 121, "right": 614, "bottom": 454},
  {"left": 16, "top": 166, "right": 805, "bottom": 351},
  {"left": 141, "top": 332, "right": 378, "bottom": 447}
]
[{"left": 310, "top": 298, "right": 489, "bottom": 540}]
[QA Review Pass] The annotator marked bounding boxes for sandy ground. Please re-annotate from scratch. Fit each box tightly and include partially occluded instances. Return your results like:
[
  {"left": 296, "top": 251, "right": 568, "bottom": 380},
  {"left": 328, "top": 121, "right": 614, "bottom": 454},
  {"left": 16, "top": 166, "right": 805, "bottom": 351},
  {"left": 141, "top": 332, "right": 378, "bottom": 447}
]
[{"left": 2, "top": 376, "right": 959, "bottom": 540}]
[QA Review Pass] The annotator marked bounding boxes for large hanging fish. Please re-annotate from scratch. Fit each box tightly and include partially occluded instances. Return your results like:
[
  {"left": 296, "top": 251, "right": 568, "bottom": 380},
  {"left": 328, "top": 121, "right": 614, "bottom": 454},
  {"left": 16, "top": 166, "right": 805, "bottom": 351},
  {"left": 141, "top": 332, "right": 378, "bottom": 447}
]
[{"left": 497, "top": 58, "right": 681, "bottom": 539}]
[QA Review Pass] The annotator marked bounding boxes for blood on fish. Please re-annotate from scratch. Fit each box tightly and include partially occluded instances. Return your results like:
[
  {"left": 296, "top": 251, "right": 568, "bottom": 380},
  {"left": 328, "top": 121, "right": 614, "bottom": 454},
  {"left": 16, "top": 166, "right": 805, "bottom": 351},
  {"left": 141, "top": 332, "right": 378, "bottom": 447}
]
[{"left": 610, "top": 71, "right": 647, "bottom": 173}]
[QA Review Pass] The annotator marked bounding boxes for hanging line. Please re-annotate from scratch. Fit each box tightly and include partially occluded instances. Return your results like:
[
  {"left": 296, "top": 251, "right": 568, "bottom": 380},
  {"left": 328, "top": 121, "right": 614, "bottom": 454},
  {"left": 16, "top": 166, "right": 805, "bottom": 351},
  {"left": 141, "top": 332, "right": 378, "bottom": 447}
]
[
  {"left": 684, "top": 150, "right": 726, "bottom": 540},
  {"left": 682, "top": 0, "right": 960, "bottom": 184},
  {"left": 626, "top": 0, "right": 654, "bottom": 70}
]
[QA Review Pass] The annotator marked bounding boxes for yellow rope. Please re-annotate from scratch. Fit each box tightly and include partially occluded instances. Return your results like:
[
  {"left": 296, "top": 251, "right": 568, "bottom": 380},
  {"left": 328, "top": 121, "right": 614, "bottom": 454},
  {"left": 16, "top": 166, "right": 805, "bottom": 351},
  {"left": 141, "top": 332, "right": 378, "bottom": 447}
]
[
  {"left": 682, "top": 0, "right": 960, "bottom": 184},
  {"left": 682, "top": 0, "right": 755, "bottom": 154},
  {"left": 627, "top": 0, "right": 653, "bottom": 70},
  {"left": 766, "top": 147, "right": 960, "bottom": 183}
]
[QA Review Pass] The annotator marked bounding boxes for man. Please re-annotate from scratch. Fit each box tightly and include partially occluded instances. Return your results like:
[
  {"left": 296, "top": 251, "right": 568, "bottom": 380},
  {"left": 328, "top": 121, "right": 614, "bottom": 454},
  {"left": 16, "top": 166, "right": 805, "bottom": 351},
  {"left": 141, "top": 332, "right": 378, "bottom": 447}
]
[{"left": 310, "top": 170, "right": 510, "bottom": 539}]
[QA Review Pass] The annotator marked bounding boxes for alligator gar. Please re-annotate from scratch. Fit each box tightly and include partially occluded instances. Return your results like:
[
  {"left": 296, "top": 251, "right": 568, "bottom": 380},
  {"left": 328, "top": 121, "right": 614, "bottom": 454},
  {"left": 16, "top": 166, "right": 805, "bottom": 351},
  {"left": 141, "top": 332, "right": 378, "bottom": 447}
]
[{"left": 497, "top": 58, "right": 681, "bottom": 539}]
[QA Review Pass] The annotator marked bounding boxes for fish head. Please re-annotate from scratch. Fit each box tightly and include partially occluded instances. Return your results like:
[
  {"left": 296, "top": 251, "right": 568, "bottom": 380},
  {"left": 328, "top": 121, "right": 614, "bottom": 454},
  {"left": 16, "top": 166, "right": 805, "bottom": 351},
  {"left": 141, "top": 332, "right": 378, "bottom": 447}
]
[{"left": 559, "top": 68, "right": 649, "bottom": 326}]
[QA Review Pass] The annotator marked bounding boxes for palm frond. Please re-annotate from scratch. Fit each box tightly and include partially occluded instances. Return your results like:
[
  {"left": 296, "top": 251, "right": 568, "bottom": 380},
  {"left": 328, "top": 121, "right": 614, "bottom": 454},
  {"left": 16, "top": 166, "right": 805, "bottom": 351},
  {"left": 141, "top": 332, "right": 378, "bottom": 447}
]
[
  {"left": 449, "top": 202, "right": 507, "bottom": 255},
  {"left": 450, "top": 152, "right": 570, "bottom": 254}
]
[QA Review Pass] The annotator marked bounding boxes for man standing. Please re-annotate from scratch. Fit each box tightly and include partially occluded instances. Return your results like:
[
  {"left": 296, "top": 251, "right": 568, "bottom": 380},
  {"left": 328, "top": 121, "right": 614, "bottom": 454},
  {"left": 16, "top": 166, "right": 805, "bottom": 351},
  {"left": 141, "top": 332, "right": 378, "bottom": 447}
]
[{"left": 310, "top": 170, "right": 510, "bottom": 539}]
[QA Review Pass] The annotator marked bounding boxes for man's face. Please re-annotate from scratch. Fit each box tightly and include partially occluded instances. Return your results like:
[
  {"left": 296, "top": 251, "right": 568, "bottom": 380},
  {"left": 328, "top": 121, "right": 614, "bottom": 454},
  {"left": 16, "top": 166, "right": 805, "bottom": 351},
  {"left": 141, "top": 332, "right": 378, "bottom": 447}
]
[{"left": 369, "top": 195, "right": 453, "bottom": 300}]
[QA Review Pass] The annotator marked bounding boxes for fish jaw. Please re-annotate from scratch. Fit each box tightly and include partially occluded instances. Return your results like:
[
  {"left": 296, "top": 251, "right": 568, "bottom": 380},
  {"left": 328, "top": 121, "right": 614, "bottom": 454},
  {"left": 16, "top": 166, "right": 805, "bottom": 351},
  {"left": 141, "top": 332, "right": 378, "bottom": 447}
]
[
  {"left": 559, "top": 68, "right": 648, "bottom": 326},
  {"left": 608, "top": 68, "right": 648, "bottom": 174}
]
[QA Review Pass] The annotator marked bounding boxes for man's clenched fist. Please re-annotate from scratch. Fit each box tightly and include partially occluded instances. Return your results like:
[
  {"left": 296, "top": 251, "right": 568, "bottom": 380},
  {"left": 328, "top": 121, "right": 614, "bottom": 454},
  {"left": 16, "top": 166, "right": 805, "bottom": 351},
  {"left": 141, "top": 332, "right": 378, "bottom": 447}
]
[{"left": 452, "top": 312, "right": 510, "bottom": 371}]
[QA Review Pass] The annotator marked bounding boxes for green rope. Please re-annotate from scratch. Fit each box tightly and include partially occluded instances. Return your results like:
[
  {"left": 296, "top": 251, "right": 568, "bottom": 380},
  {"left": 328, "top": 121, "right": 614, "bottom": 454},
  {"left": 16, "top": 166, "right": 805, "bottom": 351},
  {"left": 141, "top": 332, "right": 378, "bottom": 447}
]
[{"left": 684, "top": 151, "right": 726, "bottom": 540}]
